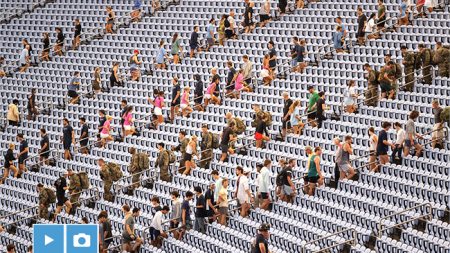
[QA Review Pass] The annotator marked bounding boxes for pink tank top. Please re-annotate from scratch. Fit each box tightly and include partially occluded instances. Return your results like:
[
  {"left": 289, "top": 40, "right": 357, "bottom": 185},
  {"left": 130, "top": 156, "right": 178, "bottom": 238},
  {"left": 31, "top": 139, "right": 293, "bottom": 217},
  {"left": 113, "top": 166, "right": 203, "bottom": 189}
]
[
  {"left": 206, "top": 83, "right": 215, "bottom": 95},
  {"left": 181, "top": 91, "right": 188, "bottom": 104},
  {"left": 235, "top": 73, "right": 244, "bottom": 90},
  {"left": 124, "top": 113, "right": 132, "bottom": 126},
  {"left": 155, "top": 97, "right": 163, "bottom": 108},
  {"left": 101, "top": 120, "right": 110, "bottom": 134}
]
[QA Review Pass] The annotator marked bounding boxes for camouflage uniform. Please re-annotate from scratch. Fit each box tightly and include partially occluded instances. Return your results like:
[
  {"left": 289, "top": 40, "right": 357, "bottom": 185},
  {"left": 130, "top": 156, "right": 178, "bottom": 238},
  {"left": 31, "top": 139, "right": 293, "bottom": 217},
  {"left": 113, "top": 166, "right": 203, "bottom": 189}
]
[
  {"left": 365, "top": 69, "right": 379, "bottom": 106},
  {"left": 433, "top": 47, "right": 449, "bottom": 78},
  {"left": 199, "top": 131, "right": 213, "bottom": 169},
  {"left": 100, "top": 165, "right": 114, "bottom": 201},
  {"left": 68, "top": 174, "right": 82, "bottom": 206},
  {"left": 402, "top": 51, "right": 416, "bottom": 91},
  {"left": 378, "top": 66, "right": 394, "bottom": 98},
  {"left": 38, "top": 188, "right": 49, "bottom": 219},
  {"left": 177, "top": 138, "right": 189, "bottom": 173},
  {"left": 129, "top": 153, "right": 142, "bottom": 190},
  {"left": 156, "top": 149, "right": 170, "bottom": 182},
  {"left": 421, "top": 49, "right": 433, "bottom": 84}
]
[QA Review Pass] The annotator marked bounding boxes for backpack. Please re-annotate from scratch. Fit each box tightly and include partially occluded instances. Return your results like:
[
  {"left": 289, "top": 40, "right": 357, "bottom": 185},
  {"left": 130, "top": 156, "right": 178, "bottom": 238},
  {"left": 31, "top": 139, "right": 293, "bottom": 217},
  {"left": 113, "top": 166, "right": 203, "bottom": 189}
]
[
  {"left": 394, "top": 63, "right": 402, "bottom": 79},
  {"left": 224, "top": 18, "right": 230, "bottom": 28},
  {"left": 262, "top": 111, "right": 273, "bottom": 126},
  {"left": 78, "top": 172, "right": 90, "bottom": 189},
  {"left": 276, "top": 169, "right": 286, "bottom": 187},
  {"left": 440, "top": 107, "right": 450, "bottom": 124},
  {"left": 372, "top": 70, "right": 380, "bottom": 85},
  {"left": 138, "top": 153, "right": 149, "bottom": 171},
  {"left": 234, "top": 118, "right": 247, "bottom": 134},
  {"left": 427, "top": 49, "right": 436, "bottom": 66},
  {"left": 413, "top": 52, "right": 422, "bottom": 70},
  {"left": 107, "top": 163, "right": 123, "bottom": 182},
  {"left": 45, "top": 188, "right": 56, "bottom": 205},
  {"left": 165, "top": 150, "right": 176, "bottom": 164},
  {"left": 210, "top": 133, "right": 220, "bottom": 149}
]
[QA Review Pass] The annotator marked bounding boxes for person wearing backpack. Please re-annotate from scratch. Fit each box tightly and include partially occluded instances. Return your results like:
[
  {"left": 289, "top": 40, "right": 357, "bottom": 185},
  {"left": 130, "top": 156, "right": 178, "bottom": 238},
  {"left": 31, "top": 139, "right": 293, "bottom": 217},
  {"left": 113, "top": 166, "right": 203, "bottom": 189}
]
[
  {"left": 98, "top": 159, "right": 114, "bottom": 201},
  {"left": 418, "top": 43, "right": 433, "bottom": 85},
  {"left": 433, "top": 42, "right": 449, "bottom": 78},
  {"left": 363, "top": 63, "right": 379, "bottom": 107},
  {"left": 156, "top": 143, "right": 171, "bottom": 182},
  {"left": 129, "top": 147, "right": 148, "bottom": 190},
  {"left": 277, "top": 159, "right": 296, "bottom": 203},
  {"left": 224, "top": 11, "right": 235, "bottom": 39},
  {"left": 37, "top": 183, "right": 55, "bottom": 220},
  {"left": 200, "top": 124, "right": 214, "bottom": 169},
  {"left": 67, "top": 169, "right": 82, "bottom": 210},
  {"left": 401, "top": 46, "right": 416, "bottom": 92}
]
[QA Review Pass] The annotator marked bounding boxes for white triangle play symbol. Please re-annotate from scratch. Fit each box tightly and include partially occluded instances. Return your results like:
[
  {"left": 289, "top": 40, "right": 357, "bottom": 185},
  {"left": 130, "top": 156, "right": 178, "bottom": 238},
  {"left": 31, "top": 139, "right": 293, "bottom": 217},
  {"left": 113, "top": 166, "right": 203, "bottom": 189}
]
[{"left": 44, "top": 235, "right": 54, "bottom": 246}]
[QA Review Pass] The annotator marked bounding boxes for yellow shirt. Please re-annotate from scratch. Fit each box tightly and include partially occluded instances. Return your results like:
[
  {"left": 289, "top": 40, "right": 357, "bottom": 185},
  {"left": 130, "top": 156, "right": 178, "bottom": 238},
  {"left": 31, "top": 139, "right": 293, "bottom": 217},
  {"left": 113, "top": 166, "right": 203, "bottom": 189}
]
[
  {"left": 218, "top": 187, "right": 228, "bottom": 207},
  {"left": 7, "top": 103, "right": 19, "bottom": 122}
]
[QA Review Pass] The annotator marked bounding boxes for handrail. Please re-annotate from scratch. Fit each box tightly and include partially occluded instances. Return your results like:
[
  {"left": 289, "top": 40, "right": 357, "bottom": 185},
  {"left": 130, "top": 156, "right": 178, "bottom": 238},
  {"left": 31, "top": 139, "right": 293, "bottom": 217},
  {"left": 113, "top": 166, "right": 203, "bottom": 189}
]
[
  {"left": 301, "top": 228, "right": 356, "bottom": 253},
  {"left": 421, "top": 128, "right": 448, "bottom": 147},
  {"left": 377, "top": 202, "right": 433, "bottom": 238}
]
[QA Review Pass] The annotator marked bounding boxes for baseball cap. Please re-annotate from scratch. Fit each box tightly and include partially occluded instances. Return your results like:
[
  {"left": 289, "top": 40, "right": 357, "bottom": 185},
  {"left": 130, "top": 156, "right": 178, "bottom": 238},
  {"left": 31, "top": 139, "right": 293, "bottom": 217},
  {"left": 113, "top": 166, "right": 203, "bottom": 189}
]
[
  {"left": 258, "top": 223, "right": 270, "bottom": 231},
  {"left": 243, "top": 167, "right": 252, "bottom": 174}
]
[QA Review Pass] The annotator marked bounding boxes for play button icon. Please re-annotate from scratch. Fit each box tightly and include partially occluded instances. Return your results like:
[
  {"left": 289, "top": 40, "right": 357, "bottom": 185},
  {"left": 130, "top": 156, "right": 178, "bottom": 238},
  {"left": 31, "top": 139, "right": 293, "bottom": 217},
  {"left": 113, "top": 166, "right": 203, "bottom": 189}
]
[
  {"left": 44, "top": 235, "right": 54, "bottom": 246},
  {"left": 33, "top": 224, "right": 64, "bottom": 253}
]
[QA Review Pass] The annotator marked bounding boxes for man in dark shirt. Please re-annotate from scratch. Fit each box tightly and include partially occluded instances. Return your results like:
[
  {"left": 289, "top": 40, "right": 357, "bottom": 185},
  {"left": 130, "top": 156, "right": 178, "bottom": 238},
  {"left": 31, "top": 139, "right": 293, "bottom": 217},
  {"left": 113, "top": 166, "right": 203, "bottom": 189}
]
[
  {"left": 226, "top": 61, "right": 236, "bottom": 96},
  {"left": 120, "top": 99, "right": 128, "bottom": 138},
  {"left": 193, "top": 186, "right": 207, "bottom": 233},
  {"left": 55, "top": 27, "right": 65, "bottom": 56},
  {"left": 17, "top": 133, "right": 28, "bottom": 176},
  {"left": 356, "top": 7, "right": 367, "bottom": 45},
  {"left": 281, "top": 92, "right": 293, "bottom": 140},
  {"left": 254, "top": 223, "right": 270, "bottom": 253},
  {"left": 268, "top": 41, "right": 277, "bottom": 72},
  {"left": 280, "top": 159, "right": 296, "bottom": 203},
  {"left": 54, "top": 172, "right": 72, "bottom": 218},
  {"left": 62, "top": 118, "right": 74, "bottom": 160},
  {"left": 316, "top": 91, "right": 326, "bottom": 128},
  {"left": 151, "top": 196, "right": 162, "bottom": 217},
  {"left": 220, "top": 121, "right": 235, "bottom": 162},
  {"left": 170, "top": 77, "right": 181, "bottom": 122},
  {"left": 27, "top": 88, "right": 37, "bottom": 121},
  {"left": 211, "top": 67, "right": 221, "bottom": 99},
  {"left": 79, "top": 117, "right": 89, "bottom": 154},
  {"left": 72, "top": 18, "right": 82, "bottom": 50},
  {"left": 377, "top": 122, "right": 394, "bottom": 167},
  {"left": 99, "top": 210, "right": 113, "bottom": 249},
  {"left": 205, "top": 183, "right": 216, "bottom": 223},
  {"left": 180, "top": 191, "right": 194, "bottom": 238},
  {"left": 190, "top": 26, "right": 200, "bottom": 58},
  {"left": 39, "top": 128, "right": 50, "bottom": 165}
]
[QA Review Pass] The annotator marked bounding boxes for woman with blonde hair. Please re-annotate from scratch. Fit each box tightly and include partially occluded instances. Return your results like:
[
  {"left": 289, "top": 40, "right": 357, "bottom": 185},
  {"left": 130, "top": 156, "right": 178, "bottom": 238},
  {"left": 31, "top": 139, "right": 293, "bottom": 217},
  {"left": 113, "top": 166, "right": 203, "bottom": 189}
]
[
  {"left": 181, "top": 86, "right": 193, "bottom": 117},
  {"left": 183, "top": 135, "right": 198, "bottom": 175},
  {"left": 289, "top": 100, "right": 304, "bottom": 135},
  {"left": 2, "top": 143, "right": 18, "bottom": 183},
  {"left": 100, "top": 115, "right": 114, "bottom": 147}
]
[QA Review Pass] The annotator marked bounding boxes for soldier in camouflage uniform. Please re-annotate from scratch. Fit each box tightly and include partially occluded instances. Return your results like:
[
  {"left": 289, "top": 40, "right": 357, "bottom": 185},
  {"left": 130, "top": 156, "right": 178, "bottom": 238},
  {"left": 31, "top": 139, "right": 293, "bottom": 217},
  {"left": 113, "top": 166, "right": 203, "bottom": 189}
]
[
  {"left": 128, "top": 147, "right": 142, "bottom": 190},
  {"left": 418, "top": 44, "right": 433, "bottom": 85},
  {"left": 401, "top": 46, "right": 416, "bottom": 92},
  {"left": 379, "top": 62, "right": 397, "bottom": 99},
  {"left": 156, "top": 142, "right": 171, "bottom": 182},
  {"left": 174, "top": 131, "right": 189, "bottom": 173},
  {"left": 37, "top": 183, "right": 49, "bottom": 219},
  {"left": 67, "top": 168, "right": 81, "bottom": 209},
  {"left": 363, "top": 63, "right": 379, "bottom": 106},
  {"left": 98, "top": 159, "right": 114, "bottom": 201},
  {"left": 199, "top": 124, "right": 213, "bottom": 169},
  {"left": 433, "top": 42, "right": 449, "bottom": 78},
  {"left": 384, "top": 54, "right": 402, "bottom": 96}
]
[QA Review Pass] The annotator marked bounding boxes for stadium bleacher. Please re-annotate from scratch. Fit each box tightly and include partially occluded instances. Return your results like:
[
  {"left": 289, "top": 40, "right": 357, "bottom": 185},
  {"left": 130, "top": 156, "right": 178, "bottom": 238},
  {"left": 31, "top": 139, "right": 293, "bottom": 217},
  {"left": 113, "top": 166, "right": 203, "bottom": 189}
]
[{"left": 0, "top": 0, "right": 449, "bottom": 252}]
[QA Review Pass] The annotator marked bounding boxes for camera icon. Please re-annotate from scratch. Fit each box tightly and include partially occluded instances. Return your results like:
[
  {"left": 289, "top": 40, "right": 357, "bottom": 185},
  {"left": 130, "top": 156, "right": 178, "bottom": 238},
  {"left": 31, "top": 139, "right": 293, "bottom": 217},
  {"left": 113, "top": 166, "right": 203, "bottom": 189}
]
[{"left": 73, "top": 233, "right": 91, "bottom": 248}]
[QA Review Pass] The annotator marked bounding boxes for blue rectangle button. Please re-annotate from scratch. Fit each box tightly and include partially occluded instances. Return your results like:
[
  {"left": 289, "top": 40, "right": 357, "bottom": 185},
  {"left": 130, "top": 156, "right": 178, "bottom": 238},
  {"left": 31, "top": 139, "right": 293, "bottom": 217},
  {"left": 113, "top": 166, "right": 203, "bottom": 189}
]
[
  {"left": 33, "top": 224, "right": 64, "bottom": 253},
  {"left": 66, "top": 224, "right": 99, "bottom": 253}
]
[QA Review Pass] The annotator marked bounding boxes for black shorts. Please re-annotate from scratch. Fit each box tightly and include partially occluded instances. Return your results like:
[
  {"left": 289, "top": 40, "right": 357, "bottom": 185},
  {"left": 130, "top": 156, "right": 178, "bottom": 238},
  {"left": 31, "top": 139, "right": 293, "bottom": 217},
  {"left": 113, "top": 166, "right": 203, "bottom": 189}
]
[
  {"left": 170, "top": 221, "right": 179, "bottom": 229},
  {"left": 305, "top": 176, "right": 319, "bottom": 183},
  {"left": 63, "top": 142, "right": 71, "bottom": 150},
  {"left": 8, "top": 120, "right": 18, "bottom": 126},
  {"left": 184, "top": 153, "right": 193, "bottom": 161},
  {"left": 220, "top": 144, "right": 229, "bottom": 154},
  {"left": 18, "top": 156, "right": 27, "bottom": 165},
  {"left": 307, "top": 111, "right": 317, "bottom": 119},
  {"left": 282, "top": 119, "right": 291, "bottom": 129},
  {"left": 260, "top": 192, "right": 269, "bottom": 200},
  {"left": 68, "top": 90, "right": 78, "bottom": 98},
  {"left": 171, "top": 101, "right": 180, "bottom": 107},
  {"left": 57, "top": 195, "right": 68, "bottom": 206},
  {"left": 40, "top": 150, "right": 50, "bottom": 158},
  {"left": 260, "top": 14, "right": 270, "bottom": 22},
  {"left": 80, "top": 140, "right": 88, "bottom": 148}
]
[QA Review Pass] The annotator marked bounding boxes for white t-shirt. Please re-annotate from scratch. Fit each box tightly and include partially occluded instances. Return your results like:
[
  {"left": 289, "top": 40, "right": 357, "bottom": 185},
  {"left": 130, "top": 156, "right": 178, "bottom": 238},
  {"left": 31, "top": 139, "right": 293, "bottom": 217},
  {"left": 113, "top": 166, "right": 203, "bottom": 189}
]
[
  {"left": 396, "top": 128, "right": 406, "bottom": 145},
  {"left": 365, "top": 19, "right": 376, "bottom": 33},
  {"left": 236, "top": 175, "right": 250, "bottom": 204},
  {"left": 227, "top": 16, "right": 235, "bottom": 30}
]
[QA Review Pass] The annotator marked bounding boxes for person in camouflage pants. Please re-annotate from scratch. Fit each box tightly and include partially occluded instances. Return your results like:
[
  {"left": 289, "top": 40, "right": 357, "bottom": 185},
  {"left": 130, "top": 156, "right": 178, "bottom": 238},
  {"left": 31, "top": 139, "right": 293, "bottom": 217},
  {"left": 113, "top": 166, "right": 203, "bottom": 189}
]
[
  {"left": 401, "top": 46, "right": 416, "bottom": 92},
  {"left": 98, "top": 159, "right": 114, "bottom": 202},
  {"left": 128, "top": 147, "right": 142, "bottom": 190},
  {"left": 433, "top": 42, "right": 449, "bottom": 78},
  {"left": 418, "top": 44, "right": 433, "bottom": 85},
  {"left": 157, "top": 143, "right": 171, "bottom": 182},
  {"left": 363, "top": 63, "right": 379, "bottom": 106},
  {"left": 200, "top": 124, "right": 213, "bottom": 169},
  {"left": 379, "top": 62, "right": 397, "bottom": 99},
  {"left": 37, "top": 183, "right": 49, "bottom": 219},
  {"left": 67, "top": 169, "right": 81, "bottom": 210}
]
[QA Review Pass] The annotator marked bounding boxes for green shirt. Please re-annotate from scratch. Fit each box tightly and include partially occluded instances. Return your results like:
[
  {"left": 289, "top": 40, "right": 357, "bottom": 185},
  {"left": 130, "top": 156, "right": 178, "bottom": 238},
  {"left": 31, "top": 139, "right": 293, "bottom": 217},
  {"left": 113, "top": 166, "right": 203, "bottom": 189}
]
[
  {"left": 308, "top": 154, "right": 318, "bottom": 177},
  {"left": 171, "top": 39, "right": 180, "bottom": 55},
  {"left": 308, "top": 92, "right": 319, "bottom": 112},
  {"left": 378, "top": 5, "right": 385, "bottom": 18}
]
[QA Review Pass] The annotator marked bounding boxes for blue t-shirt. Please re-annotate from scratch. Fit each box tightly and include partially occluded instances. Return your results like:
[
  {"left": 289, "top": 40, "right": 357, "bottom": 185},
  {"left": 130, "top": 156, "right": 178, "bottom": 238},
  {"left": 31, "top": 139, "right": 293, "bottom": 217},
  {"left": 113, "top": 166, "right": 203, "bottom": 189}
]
[
  {"left": 297, "top": 45, "right": 305, "bottom": 62},
  {"left": 181, "top": 200, "right": 191, "bottom": 221},
  {"left": 206, "top": 24, "right": 215, "bottom": 39},
  {"left": 134, "top": 0, "right": 142, "bottom": 8},
  {"left": 68, "top": 77, "right": 80, "bottom": 91},
  {"left": 401, "top": 2, "right": 407, "bottom": 17},
  {"left": 156, "top": 47, "right": 166, "bottom": 64},
  {"left": 333, "top": 31, "right": 343, "bottom": 49},
  {"left": 377, "top": 129, "right": 389, "bottom": 155},
  {"left": 19, "top": 140, "right": 28, "bottom": 159}
]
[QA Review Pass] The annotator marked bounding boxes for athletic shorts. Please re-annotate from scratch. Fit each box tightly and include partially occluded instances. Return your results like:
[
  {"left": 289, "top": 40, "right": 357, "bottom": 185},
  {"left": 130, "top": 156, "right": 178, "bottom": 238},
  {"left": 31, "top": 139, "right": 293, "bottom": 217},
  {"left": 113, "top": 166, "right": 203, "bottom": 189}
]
[
  {"left": 282, "top": 185, "right": 294, "bottom": 196},
  {"left": 259, "top": 192, "right": 269, "bottom": 200},
  {"left": 68, "top": 90, "right": 78, "bottom": 98},
  {"left": 305, "top": 176, "right": 319, "bottom": 184},
  {"left": 154, "top": 107, "right": 162, "bottom": 116},
  {"left": 204, "top": 94, "right": 212, "bottom": 99},
  {"left": 180, "top": 103, "right": 188, "bottom": 109},
  {"left": 124, "top": 125, "right": 132, "bottom": 131},
  {"left": 255, "top": 132, "right": 263, "bottom": 141},
  {"left": 404, "top": 139, "right": 416, "bottom": 148},
  {"left": 220, "top": 144, "right": 228, "bottom": 154},
  {"left": 100, "top": 133, "right": 110, "bottom": 139}
]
